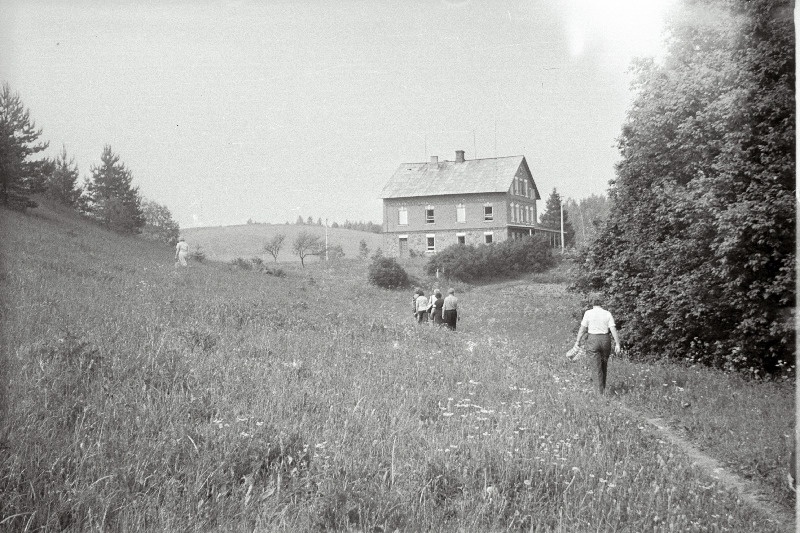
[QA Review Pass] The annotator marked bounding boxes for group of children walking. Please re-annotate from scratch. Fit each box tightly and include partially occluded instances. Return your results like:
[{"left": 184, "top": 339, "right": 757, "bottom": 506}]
[{"left": 413, "top": 287, "right": 459, "bottom": 330}]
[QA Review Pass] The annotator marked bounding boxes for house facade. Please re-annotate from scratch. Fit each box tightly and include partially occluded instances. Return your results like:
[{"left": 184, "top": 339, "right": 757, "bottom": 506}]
[{"left": 381, "top": 151, "right": 561, "bottom": 257}]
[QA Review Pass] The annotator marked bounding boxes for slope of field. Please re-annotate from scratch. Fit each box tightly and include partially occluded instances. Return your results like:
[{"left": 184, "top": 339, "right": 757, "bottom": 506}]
[
  {"left": 0, "top": 201, "right": 793, "bottom": 532},
  {"left": 182, "top": 223, "right": 383, "bottom": 263}
]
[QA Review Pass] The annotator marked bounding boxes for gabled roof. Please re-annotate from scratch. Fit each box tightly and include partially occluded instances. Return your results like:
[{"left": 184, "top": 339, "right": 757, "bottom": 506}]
[{"left": 381, "top": 155, "right": 540, "bottom": 200}]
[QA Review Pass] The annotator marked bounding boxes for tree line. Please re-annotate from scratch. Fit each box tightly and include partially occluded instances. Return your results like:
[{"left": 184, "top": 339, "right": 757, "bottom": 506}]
[
  {"left": 572, "top": 0, "right": 794, "bottom": 376},
  {"left": 0, "top": 83, "right": 180, "bottom": 245}
]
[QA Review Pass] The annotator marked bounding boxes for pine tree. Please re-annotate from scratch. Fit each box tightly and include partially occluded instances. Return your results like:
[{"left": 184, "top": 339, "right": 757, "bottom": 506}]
[
  {"left": 0, "top": 83, "right": 50, "bottom": 209},
  {"left": 85, "top": 145, "right": 144, "bottom": 233},
  {"left": 44, "top": 145, "right": 84, "bottom": 209},
  {"left": 539, "top": 189, "right": 575, "bottom": 246}
]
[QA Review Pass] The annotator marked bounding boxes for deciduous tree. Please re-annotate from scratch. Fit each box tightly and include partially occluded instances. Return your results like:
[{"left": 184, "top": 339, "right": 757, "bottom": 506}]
[
  {"left": 564, "top": 195, "right": 609, "bottom": 248},
  {"left": 141, "top": 199, "right": 180, "bottom": 246},
  {"left": 263, "top": 233, "right": 286, "bottom": 262},
  {"left": 573, "top": 0, "right": 795, "bottom": 375},
  {"left": 292, "top": 231, "right": 323, "bottom": 267}
]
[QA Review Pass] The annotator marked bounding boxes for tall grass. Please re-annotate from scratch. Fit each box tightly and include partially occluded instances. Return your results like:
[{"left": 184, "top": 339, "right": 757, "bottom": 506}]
[{"left": 0, "top": 204, "right": 793, "bottom": 531}]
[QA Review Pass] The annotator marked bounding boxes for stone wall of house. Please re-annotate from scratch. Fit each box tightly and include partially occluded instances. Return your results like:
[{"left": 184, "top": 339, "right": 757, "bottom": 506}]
[{"left": 382, "top": 228, "right": 511, "bottom": 258}]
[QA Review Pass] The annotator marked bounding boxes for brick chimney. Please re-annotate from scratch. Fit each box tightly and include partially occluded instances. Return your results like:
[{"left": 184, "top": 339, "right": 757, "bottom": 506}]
[
  {"left": 429, "top": 155, "right": 439, "bottom": 166},
  {"left": 455, "top": 150, "right": 465, "bottom": 163}
]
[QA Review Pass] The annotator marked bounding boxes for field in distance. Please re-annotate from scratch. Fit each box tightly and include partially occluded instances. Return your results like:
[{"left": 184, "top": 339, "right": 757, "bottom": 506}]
[{"left": 182, "top": 223, "right": 383, "bottom": 263}]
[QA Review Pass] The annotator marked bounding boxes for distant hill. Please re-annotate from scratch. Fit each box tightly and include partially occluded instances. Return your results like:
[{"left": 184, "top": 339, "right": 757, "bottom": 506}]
[{"left": 181, "top": 224, "right": 383, "bottom": 263}]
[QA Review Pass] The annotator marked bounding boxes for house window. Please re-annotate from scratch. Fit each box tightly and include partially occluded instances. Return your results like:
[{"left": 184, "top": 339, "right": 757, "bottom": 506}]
[
  {"left": 484, "top": 231, "right": 493, "bottom": 244},
  {"left": 426, "top": 234, "right": 436, "bottom": 252},
  {"left": 426, "top": 206, "right": 435, "bottom": 224},
  {"left": 484, "top": 205, "right": 493, "bottom": 221},
  {"left": 456, "top": 204, "right": 466, "bottom": 223},
  {"left": 398, "top": 206, "right": 408, "bottom": 225},
  {"left": 456, "top": 232, "right": 466, "bottom": 245},
  {"left": 513, "top": 178, "right": 518, "bottom": 195}
]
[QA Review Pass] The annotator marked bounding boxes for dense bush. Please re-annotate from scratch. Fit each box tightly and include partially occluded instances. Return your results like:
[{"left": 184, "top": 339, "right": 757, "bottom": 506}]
[
  {"left": 572, "top": 0, "right": 795, "bottom": 375},
  {"left": 263, "top": 266, "right": 286, "bottom": 277},
  {"left": 188, "top": 245, "right": 206, "bottom": 263},
  {"left": 368, "top": 256, "right": 409, "bottom": 289},
  {"left": 230, "top": 257, "right": 252, "bottom": 270},
  {"left": 425, "top": 236, "right": 555, "bottom": 282}
]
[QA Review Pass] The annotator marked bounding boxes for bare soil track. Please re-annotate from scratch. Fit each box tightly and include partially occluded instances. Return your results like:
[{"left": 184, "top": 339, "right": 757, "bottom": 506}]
[{"left": 618, "top": 404, "right": 796, "bottom": 533}]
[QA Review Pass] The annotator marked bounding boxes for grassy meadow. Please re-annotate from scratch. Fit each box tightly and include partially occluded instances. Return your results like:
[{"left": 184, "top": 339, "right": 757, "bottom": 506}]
[
  {"left": 0, "top": 202, "right": 794, "bottom": 531},
  {"left": 181, "top": 223, "right": 383, "bottom": 264}
]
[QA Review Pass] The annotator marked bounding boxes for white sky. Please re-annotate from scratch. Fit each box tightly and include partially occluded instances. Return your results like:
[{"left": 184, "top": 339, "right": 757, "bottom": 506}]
[{"left": 1, "top": 0, "right": 675, "bottom": 227}]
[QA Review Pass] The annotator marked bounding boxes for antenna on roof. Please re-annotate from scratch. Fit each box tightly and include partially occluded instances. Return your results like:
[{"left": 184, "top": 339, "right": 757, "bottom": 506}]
[
  {"left": 494, "top": 121, "right": 497, "bottom": 158},
  {"left": 473, "top": 129, "right": 476, "bottom": 159}
]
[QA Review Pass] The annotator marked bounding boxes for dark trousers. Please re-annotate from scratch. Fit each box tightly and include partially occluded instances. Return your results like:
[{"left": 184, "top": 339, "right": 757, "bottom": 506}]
[
  {"left": 416, "top": 311, "right": 426, "bottom": 324},
  {"left": 586, "top": 333, "right": 611, "bottom": 393},
  {"left": 443, "top": 310, "right": 457, "bottom": 330}
]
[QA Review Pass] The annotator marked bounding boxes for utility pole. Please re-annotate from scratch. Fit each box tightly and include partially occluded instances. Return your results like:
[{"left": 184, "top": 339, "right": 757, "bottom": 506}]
[
  {"left": 560, "top": 201, "right": 565, "bottom": 253},
  {"left": 325, "top": 218, "right": 329, "bottom": 261}
]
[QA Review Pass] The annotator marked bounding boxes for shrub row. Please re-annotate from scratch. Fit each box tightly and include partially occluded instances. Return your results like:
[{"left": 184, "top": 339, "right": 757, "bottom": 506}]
[{"left": 425, "top": 236, "right": 555, "bottom": 282}]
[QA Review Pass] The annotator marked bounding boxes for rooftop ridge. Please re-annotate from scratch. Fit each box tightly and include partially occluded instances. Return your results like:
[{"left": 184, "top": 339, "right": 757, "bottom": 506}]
[{"left": 399, "top": 154, "right": 524, "bottom": 166}]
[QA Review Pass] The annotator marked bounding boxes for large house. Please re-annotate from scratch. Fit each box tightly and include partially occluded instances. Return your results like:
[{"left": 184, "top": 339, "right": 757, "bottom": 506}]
[{"left": 381, "top": 150, "right": 561, "bottom": 257}]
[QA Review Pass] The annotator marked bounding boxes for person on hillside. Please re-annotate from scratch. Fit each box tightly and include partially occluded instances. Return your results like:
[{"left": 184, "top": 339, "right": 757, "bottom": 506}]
[
  {"left": 572, "top": 294, "right": 621, "bottom": 394},
  {"left": 431, "top": 289, "right": 445, "bottom": 325},
  {"left": 443, "top": 288, "right": 459, "bottom": 330},
  {"left": 175, "top": 236, "right": 189, "bottom": 267},
  {"left": 415, "top": 290, "right": 429, "bottom": 324}
]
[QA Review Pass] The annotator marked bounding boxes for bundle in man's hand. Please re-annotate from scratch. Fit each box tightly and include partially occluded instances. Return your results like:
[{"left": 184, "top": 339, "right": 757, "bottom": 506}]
[{"left": 565, "top": 345, "right": 585, "bottom": 362}]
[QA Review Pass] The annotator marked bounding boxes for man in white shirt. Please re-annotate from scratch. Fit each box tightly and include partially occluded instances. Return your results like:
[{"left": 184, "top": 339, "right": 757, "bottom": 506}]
[
  {"left": 573, "top": 295, "right": 621, "bottom": 394},
  {"left": 443, "top": 288, "right": 459, "bottom": 330}
]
